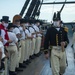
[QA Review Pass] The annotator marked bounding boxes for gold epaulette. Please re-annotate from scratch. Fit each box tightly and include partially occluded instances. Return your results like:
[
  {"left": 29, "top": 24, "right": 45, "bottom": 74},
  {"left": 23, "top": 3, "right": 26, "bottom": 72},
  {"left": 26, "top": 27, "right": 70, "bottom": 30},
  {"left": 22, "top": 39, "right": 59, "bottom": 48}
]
[{"left": 64, "top": 26, "right": 68, "bottom": 32}]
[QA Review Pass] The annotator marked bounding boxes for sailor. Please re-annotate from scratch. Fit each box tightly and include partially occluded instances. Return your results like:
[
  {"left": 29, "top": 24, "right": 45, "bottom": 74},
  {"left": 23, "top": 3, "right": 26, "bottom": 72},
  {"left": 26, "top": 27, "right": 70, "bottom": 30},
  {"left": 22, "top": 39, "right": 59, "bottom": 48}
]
[
  {"left": 19, "top": 18, "right": 27, "bottom": 68},
  {"left": 0, "top": 33, "right": 6, "bottom": 74},
  {"left": 44, "top": 12, "right": 69, "bottom": 75},
  {"left": 12, "top": 15, "right": 25, "bottom": 71},
  {"left": 24, "top": 19, "right": 33, "bottom": 64},
  {"left": 28, "top": 19, "right": 36, "bottom": 58},
  {"left": 7, "top": 23, "right": 18, "bottom": 75},
  {"left": 0, "top": 16, "right": 13, "bottom": 75},
  {"left": 0, "top": 16, "right": 12, "bottom": 46},
  {"left": 32, "top": 19, "right": 42, "bottom": 56}
]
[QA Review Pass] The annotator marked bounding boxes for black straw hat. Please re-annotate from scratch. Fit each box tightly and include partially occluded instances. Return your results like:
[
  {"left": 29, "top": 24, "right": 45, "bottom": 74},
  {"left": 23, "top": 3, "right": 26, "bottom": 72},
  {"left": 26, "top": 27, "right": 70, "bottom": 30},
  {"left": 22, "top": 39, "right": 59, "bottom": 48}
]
[{"left": 0, "top": 16, "right": 10, "bottom": 23}]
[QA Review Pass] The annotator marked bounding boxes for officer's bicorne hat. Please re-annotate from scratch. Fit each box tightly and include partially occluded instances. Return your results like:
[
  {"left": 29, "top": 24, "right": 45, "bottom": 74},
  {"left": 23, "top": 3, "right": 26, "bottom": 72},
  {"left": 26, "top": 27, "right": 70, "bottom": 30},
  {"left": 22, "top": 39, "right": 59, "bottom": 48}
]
[
  {"left": 53, "top": 11, "right": 61, "bottom": 21},
  {"left": 57, "top": 11, "right": 61, "bottom": 21},
  {"left": 53, "top": 12, "right": 57, "bottom": 21},
  {"left": 0, "top": 16, "right": 10, "bottom": 23}
]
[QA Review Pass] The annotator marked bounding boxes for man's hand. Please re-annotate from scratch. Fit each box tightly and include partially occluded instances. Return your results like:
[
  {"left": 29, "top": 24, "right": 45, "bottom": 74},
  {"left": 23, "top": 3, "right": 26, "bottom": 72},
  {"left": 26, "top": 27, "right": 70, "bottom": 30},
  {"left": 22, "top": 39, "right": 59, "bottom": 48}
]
[
  {"left": 61, "top": 42, "right": 66, "bottom": 46},
  {"left": 7, "top": 39, "right": 12, "bottom": 43},
  {"left": 61, "top": 42, "right": 65, "bottom": 52}
]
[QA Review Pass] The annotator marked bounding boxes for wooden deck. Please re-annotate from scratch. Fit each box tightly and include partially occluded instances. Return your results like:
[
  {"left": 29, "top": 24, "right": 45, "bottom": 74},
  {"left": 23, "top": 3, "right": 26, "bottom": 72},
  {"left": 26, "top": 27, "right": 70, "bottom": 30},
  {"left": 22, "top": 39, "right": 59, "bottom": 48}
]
[
  {"left": 17, "top": 43, "right": 75, "bottom": 75},
  {"left": 18, "top": 25, "right": 75, "bottom": 75}
]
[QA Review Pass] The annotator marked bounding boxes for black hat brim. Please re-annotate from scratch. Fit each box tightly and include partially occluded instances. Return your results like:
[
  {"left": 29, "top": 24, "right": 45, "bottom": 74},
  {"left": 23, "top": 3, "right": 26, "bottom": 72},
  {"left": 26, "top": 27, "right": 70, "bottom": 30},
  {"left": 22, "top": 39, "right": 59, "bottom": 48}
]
[{"left": 0, "top": 19, "right": 10, "bottom": 22}]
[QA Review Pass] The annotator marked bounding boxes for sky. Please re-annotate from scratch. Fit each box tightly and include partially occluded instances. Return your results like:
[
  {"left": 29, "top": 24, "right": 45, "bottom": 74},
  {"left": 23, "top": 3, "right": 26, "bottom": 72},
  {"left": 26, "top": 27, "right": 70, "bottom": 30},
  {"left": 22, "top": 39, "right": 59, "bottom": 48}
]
[{"left": 0, "top": 0, "right": 75, "bottom": 23}]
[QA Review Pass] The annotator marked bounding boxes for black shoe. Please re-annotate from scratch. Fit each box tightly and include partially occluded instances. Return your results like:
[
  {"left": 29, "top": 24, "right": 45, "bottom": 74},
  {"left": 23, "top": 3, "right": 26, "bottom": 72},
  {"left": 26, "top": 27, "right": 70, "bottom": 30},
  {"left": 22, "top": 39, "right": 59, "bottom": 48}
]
[
  {"left": 26, "top": 59, "right": 31, "bottom": 63},
  {"left": 19, "top": 63, "right": 26, "bottom": 68},
  {"left": 34, "top": 54, "right": 39, "bottom": 57},
  {"left": 23, "top": 61, "right": 29, "bottom": 65},
  {"left": 24, "top": 60, "right": 29, "bottom": 65},
  {"left": 15, "top": 68, "right": 23, "bottom": 72},
  {"left": 9, "top": 71, "right": 17, "bottom": 75},
  {"left": 30, "top": 55, "right": 35, "bottom": 59}
]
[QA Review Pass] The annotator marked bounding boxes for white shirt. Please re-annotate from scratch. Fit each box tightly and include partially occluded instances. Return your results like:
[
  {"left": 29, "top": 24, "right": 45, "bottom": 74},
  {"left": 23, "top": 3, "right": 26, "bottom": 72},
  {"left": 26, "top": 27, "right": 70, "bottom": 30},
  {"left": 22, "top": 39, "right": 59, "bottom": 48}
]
[
  {"left": 13, "top": 28, "right": 20, "bottom": 35},
  {"left": 0, "top": 41, "right": 5, "bottom": 59},
  {"left": 19, "top": 26, "right": 25, "bottom": 40},
  {"left": 33, "top": 24, "right": 42, "bottom": 37},
  {"left": 56, "top": 28, "right": 60, "bottom": 31},
  {"left": 29, "top": 26, "right": 36, "bottom": 38},
  {"left": 8, "top": 32, "right": 18, "bottom": 45},
  {"left": 0, "top": 29, "right": 7, "bottom": 45},
  {"left": 25, "top": 29, "right": 31, "bottom": 38}
]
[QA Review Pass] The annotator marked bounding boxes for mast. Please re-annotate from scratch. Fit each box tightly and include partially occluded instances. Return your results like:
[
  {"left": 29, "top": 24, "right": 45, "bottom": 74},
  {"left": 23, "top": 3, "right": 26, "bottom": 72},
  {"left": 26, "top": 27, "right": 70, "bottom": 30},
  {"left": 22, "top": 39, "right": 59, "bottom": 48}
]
[
  {"left": 19, "top": 0, "right": 30, "bottom": 17},
  {"left": 25, "top": 0, "right": 38, "bottom": 18}
]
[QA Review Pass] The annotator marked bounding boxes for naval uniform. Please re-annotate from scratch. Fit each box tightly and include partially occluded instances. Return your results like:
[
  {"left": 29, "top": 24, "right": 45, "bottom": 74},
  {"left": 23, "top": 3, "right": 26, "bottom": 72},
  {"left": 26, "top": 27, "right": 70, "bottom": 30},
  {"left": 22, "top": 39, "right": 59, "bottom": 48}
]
[
  {"left": 19, "top": 26, "right": 25, "bottom": 64},
  {"left": 0, "top": 41, "right": 6, "bottom": 75},
  {"left": 32, "top": 24, "right": 42, "bottom": 55},
  {"left": 0, "top": 25, "right": 11, "bottom": 75},
  {"left": 44, "top": 27, "right": 69, "bottom": 75},
  {"left": 29, "top": 26, "right": 36, "bottom": 56},
  {"left": 13, "top": 27, "right": 21, "bottom": 68},
  {"left": 25, "top": 28, "right": 32, "bottom": 61},
  {"left": 7, "top": 32, "right": 18, "bottom": 72}
]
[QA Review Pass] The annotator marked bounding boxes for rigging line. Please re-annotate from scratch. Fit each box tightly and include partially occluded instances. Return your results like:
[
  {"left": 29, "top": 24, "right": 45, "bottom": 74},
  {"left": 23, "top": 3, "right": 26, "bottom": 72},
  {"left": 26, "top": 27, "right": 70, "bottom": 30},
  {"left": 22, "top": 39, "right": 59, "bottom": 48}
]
[
  {"left": 54, "top": 0, "right": 57, "bottom": 2},
  {"left": 59, "top": 0, "right": 67, "bottom": 13},
  {"left": 37, "top": 0, "right": 44, "bottom": 18},
  {"left": 51, "top": 0, "right": 57, "bottom": 21},
  {"left": 51, "top": 3, "right": 54, "bottom": 21}
]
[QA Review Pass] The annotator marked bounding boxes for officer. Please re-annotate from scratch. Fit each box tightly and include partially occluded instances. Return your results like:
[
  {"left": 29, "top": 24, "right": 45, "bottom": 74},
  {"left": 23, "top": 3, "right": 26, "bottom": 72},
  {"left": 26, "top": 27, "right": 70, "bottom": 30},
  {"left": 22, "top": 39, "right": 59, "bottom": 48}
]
[{"left": 44, "top": 12, "right": 69, "bottom": 75}]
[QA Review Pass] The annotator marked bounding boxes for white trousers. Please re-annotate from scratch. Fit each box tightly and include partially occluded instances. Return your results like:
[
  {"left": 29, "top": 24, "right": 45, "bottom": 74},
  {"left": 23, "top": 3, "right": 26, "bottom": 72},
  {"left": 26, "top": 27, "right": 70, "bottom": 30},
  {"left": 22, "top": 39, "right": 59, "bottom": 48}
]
[
  {"left": 31, "top": 38, "right": 36, "bottom": 55},
  {"left": 51, "top": 46, "right": 67, "bottom": 75},
  {"left": 34, "top": 37, "right": 41, "bottom": 54},
  {"left": 7, "top": 45, "right": 17, "bottom": 71},
  {"left": 16, "top": 47, "right": 21, "bottom": 68},
  {"left": 20, "top": 40, "right": 25, "bottom": 63}
]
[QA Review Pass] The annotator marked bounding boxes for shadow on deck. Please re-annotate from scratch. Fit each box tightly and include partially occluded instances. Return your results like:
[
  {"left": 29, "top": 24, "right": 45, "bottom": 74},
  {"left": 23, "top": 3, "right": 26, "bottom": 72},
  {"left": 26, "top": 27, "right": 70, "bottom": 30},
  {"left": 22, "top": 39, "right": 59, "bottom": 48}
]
[
  {"left": 18, "top": 25, "right": 75, "bottom": 75},
  {"left": 18, "top": 43, "right": 75, "bottom": 75}
]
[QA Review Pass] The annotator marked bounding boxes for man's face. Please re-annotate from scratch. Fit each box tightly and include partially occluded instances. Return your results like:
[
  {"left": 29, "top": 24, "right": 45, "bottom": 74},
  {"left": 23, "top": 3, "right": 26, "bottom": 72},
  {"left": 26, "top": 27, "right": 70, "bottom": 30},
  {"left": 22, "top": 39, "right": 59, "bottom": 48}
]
[
  {"left": 36, "top": 22, "right": 40, "bottom": 26},
  {"left": 9, "top": 27, "right": 14, "bottom": 32},
  {"left": 16, "top": 21, "right": 20, "bottom": 26},
  {"left": 2, "top": 21, "right": 8, "bottom": 28},
  {"left": 53, "top": 21, "right": 60, "bottom": 27}
]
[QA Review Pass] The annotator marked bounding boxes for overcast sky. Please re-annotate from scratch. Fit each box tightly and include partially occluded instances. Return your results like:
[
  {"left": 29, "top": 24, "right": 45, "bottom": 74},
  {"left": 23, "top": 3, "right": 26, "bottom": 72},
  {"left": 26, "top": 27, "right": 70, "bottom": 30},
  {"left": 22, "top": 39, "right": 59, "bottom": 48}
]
[{"left": 0, "top": 0, "right": 75, "bottom": 22}]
